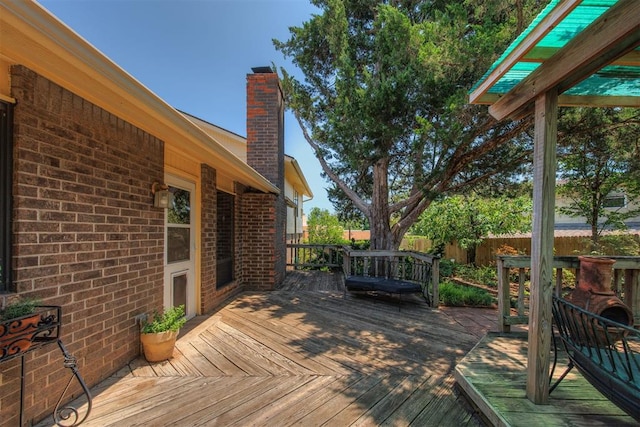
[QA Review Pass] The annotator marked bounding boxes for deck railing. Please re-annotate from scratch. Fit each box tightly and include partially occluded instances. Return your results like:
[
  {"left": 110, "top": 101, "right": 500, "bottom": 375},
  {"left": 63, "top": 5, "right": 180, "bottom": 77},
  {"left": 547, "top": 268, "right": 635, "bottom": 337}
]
[
  {"left": 286, "top": 244, "right": 441, "bottom": 306},
  {"left": 497, "top": 255, "right": 640, "bottom": 332},
  {"left": 286, "top": 244, "right": 344, "bottom": 270},
  {"left": 343, "top": 249, "right": 440, "bottom": 306}
]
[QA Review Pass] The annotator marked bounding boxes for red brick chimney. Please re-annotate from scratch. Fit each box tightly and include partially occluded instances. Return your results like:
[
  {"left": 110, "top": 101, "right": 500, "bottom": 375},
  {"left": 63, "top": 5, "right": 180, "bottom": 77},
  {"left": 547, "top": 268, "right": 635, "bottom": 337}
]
[
  {"left": 245, "top": 66, "right": 286, "bottom": 286},
  {"left": 246, "top": 66, "right": 284, "bottom": 190}
]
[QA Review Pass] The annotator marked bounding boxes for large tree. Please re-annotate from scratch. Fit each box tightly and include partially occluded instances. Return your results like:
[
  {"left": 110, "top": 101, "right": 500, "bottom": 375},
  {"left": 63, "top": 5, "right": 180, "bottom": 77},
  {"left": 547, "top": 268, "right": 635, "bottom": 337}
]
[
  {"left": 557, "top": 107, "right": 640, "bottom": 248},
  {"left": 275, "top": 0, "right": 542, "bottom": 250}
]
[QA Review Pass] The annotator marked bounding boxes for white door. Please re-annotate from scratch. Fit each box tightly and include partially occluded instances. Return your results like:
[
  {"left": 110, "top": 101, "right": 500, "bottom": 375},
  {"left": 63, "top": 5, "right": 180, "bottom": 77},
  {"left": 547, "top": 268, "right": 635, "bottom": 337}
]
[{"left": 164, "top": 176, "right": 196, "bottom": 319}]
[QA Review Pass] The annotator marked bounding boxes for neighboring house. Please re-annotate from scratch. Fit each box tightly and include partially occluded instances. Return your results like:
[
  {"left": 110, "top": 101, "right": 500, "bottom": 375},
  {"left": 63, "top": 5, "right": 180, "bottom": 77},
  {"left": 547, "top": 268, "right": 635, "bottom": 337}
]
[
  {"left": 285, "top": 155, "right": 313, "bottom": 243},
  {"left": 555, "top": 190, "right": 640, "bottom": 231},
  {"left": 0, "top": 2, "right": 296, "bottom": 424},
  {"left": 182, "top": 113, "right": 313, "bottom": 245}
]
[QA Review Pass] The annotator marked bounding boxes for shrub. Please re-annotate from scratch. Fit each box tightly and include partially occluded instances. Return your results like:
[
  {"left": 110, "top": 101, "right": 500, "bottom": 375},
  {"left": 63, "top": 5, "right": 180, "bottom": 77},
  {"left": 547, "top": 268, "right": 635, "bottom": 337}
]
[
  {"left": 439, "top": 281, "right": 495, "bottom": 307},
  {"left": 597, "top": 234, "right": 640, "bottom": 256},
  {"left": 350, "top": 240, "right": 370, "bottom": 250},
  {"left": 573, "top": 234, "right": 640, "bottom": 256},
  {"left": 141, "top": 305, "right": 186, "bottom": 334},
  {"left": 0, "top": 297, "right": 40, "bottom": 321},
  {"left": 453, "top": 264, "right": 498, "bottom": 288},
  {"left": 439, "top": 259, "right": 455, "bottom": 278}
]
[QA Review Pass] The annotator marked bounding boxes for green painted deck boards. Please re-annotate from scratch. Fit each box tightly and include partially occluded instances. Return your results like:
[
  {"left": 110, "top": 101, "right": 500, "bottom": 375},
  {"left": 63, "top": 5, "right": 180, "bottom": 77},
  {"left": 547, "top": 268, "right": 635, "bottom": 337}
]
[{"left": 455, "top": 332, "right": 637, "bottom": 426}]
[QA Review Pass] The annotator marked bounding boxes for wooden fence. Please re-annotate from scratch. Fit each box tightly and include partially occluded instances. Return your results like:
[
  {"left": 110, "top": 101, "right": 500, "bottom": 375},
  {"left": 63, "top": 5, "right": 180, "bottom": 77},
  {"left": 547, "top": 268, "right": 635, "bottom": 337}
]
[{"left": 400, "top": 235, "right": 631, "bottom": 266}]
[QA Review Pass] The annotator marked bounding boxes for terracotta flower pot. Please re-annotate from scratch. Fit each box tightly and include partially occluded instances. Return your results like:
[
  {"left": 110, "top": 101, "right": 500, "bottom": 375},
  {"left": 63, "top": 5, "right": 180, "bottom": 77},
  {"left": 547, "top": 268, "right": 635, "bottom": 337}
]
[
  {"left": 576, "top": 256, "right": 615, "bottom": 293},
  {"left": 0, "top": 314, "right": 40, "bottom": 358},
  {"left": 140, "top": 330, "right": 178, "bottom": 362},
  {"left": 567, "top": 256, "right": 633, "bottom": 346}
]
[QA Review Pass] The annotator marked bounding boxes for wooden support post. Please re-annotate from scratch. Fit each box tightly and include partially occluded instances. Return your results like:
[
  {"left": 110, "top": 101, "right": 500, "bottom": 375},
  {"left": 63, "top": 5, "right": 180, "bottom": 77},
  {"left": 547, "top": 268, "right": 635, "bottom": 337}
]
[
  {"left": 343, "top": 250, "right": 351, "bottom": 277},
  {"left": 527, "top": 89, "right": 558, "bottom": 404},
  {"left": 555, "top": 268, "right": 563, "bottom": 297}
]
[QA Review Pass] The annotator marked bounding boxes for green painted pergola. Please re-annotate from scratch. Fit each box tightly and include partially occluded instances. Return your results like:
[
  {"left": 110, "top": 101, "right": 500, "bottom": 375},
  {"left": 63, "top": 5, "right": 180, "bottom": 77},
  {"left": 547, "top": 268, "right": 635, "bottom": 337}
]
[{"left": 469, "top": 0, "right": 640, "bottom": 405}]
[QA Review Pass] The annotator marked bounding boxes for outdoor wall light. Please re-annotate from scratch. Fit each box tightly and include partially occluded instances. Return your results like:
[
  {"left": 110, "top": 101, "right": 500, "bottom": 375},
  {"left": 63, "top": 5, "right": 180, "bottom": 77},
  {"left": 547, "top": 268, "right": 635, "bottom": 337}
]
[{"left": 151, "top": 182, "right": 174, "bottom": 208}]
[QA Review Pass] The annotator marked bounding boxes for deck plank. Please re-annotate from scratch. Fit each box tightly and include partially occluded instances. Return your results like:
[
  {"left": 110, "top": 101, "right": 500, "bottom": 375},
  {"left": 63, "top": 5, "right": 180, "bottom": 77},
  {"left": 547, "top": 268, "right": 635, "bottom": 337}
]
[
  {"left": 220, "top": 308, "right": 356, "bottom": 375},
  {"left": 193, "top": 375, "right": 316, "bottom": 426},
  {"left": 197, "top": 328, "right": 272, "bottom": 376},
  {"left": 161, "top": 376, "right": 275, "bottom": 426},
  {"left": 172, "top": 339, "right": 226, "bottom": 376},
  {"left": 225, "top": 375, "right": 352, "bottom": 426}
]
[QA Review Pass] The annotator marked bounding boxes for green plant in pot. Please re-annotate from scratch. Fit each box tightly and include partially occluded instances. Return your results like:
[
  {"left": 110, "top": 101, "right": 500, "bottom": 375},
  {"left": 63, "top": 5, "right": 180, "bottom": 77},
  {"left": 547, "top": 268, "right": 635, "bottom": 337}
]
[
  {"left": 140, "top": 305, "right": 186, "bottom": 362},
  {"left": 0, "top": 297, "right": 41, "bottom": 357}
]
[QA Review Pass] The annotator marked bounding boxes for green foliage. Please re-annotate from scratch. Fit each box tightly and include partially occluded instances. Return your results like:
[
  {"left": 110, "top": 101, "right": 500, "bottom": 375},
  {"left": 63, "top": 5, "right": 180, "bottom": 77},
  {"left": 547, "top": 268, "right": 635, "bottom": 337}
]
[
  {"left": 556, "top": 268, "right": 575, "bottom": 289},
  {"left": 438, "top": 259, "right": 455, "bottom": 278},
  {"left": 454, "top": 264, "right": 498, "bottom": 288},
  {"left": 306, "top": 208, "right": 347, "bottom": 244},
  {"left": 141, "top": 305, "right": 186, "bottom": 334},
  {"left": 167, "top": 188, "right": 190, "bottom": 225},
  {"left": 413, "top": 193, "right": 532, "bottom": 264},
  {"left": 583, "top": 233, "right": 640, "bottom": 256},
  {"left": 349, "top": 239, "right": 370, "bottom": 250},
  {"left": 557, "top": 107, "right": 640, "bottom": 248},
  {"left": 275, "top": 1, "right": 544, "bottom": 250},
  {"left": 439, "top": 281, "right": 494, "bottom": 307},
  {"left": 0, "top": 297, "right": 40, "bottom": 321}
]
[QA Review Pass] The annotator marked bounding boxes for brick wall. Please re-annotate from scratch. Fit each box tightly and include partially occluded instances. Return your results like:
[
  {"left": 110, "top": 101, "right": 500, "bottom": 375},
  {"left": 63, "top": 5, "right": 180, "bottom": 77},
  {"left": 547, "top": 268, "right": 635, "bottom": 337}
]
[
  {"left": 240, "top": 192, "right": 278, "bottom": 290},
  {"left": 2, "top": 65, "right": 165, "bottom": 425},
  {"left": 200, "top": 164, "right": 217, "bottom": 313},
  {"left": 234, "top": 183, "right": 246, "bottom": 287}
]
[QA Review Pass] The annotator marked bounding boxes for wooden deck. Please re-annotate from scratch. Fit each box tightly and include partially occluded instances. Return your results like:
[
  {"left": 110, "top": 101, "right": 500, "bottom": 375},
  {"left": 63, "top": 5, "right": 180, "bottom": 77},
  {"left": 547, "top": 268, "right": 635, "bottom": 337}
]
[
  {"left": 32, "top": 270, "right": 639, "bottom": 426},
  {"left": 35, "top": 271, "right": 496, "bottom": 426}
]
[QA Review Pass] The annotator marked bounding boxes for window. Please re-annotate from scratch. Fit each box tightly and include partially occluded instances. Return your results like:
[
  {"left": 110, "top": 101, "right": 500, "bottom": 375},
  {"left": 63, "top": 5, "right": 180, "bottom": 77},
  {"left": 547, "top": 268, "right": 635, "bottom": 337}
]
[
  {"left": 603, "top": 195, "right": 626, "bottom": 209},
  {"left": 167, "top": 187, "right": 191, "bottom": 264},
  {"left": 0, "top": 101, "right": 14, "bottom": 292}
]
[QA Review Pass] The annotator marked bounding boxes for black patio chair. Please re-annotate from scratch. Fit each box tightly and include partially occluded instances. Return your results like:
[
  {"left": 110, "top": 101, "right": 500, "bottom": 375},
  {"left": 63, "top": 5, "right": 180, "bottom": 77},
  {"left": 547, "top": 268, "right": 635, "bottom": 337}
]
[{"left": 550, "top": 295, "right": 640, "bottom": 421}]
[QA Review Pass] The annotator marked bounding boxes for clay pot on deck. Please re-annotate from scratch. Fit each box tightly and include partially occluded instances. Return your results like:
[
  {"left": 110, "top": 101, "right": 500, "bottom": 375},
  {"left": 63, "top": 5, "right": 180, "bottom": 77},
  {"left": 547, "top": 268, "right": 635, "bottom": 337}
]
[
  {"left": 566, "top": 256, "right": 633, "bottom": 345},
  {"left": 140, "top": 330, "right": 178, "bottom": 362}
]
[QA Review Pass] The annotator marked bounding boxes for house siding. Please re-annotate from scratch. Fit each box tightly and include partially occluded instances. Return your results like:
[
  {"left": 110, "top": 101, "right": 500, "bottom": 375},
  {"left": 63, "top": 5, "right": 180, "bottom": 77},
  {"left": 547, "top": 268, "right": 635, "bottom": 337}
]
[{"left": 2, "top": 65, "right": 165, "bottom": 425}]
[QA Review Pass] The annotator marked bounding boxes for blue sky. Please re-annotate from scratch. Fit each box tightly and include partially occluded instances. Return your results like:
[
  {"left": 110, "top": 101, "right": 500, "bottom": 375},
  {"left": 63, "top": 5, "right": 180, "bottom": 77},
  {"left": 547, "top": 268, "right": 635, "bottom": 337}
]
[{"left": 38, "top": 0, "right": 333, "bottom": 213}]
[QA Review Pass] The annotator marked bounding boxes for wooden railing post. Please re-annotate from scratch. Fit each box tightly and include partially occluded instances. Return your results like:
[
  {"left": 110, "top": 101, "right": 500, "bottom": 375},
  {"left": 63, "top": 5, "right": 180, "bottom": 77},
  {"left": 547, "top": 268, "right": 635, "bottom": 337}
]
[
  {"left": 518, "top": 268, "right": 526, "bottom": 317},
  {"left": 497, "top": 257, "right": 511, "bottom": 333},
  {"left": 431, "top": 257, "right": 439, "bottom": 307},
  {"left": 554, "top": 268, "right": 563, "bottom": 297},
  {"left": 343, "top": 249, "right": 351, "bottom": 277}
]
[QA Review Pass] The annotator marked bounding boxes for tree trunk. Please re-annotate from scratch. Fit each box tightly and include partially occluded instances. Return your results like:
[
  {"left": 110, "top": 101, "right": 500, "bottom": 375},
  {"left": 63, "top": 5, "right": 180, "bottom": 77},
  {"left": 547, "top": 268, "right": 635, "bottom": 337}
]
[
  {"left": 590, "top": 201, "right": 599, "bottom": 252},
  {"left": 369, "top": 158, "right": 393, "bottom": 250},
  {"left": 467, "top": 245, "right": 477, "bottom": 265}
]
